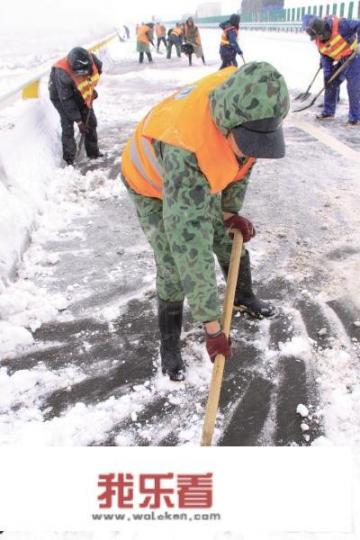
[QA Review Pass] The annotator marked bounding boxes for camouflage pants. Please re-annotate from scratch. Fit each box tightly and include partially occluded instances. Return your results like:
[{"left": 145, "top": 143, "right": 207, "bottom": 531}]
[{"left": 122, "top": 146, "right": 248, "bottom": 322}]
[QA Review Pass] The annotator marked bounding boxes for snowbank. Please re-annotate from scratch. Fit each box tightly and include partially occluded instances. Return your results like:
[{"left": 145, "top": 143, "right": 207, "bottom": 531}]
[
  {"left": 0, "top": 38, "right": 131, "bottom": 288},
  {"left": 0, "top": 96, "right": 61, "bottom": 286}
]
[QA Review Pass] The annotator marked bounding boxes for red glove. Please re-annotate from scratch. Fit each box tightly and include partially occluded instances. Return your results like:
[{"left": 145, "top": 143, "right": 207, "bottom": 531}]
[
  {"left": 205, "top": 330, "right": 231, "bottom": 363},
  {"left": 224, "top": 214, "right": 255, "bottom": 243},
  {"left": 77, "top": 121, "right": 89, "bottom": 135}
]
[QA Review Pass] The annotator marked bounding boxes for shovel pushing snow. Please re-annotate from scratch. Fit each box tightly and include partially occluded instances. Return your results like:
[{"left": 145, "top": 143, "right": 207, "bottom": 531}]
[
  {"left": 294, "top": 66, "right": 322, "bottom": 101},
  {"left": 76, "top": 96, "right": 94, "bottom": 162},
  {"left": 200, "top": 230, "right": 243, "bottom": 446},
  {"left": 293, "top": 52, "right": 356, "bottom": 113}
]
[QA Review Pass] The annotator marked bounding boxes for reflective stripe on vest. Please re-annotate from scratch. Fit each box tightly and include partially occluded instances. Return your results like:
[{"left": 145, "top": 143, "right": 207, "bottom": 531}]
[
  {"left": 171, "top": 28, "right": 182, "bottom": 37},
  {"left": 121, "top": 68, "right": 257, "bottom": 200},
  {"left": 129, "top": 137, "right": 162, "bottom": 195},
  {"left": 316, "top": 16, "right": 358, "bottom": 60},
  {"left": 233, "top": 157, "right": 256, "bottom": 181},
  {"left": 54, "top": 57, "right": 99, "bottom": 107}
]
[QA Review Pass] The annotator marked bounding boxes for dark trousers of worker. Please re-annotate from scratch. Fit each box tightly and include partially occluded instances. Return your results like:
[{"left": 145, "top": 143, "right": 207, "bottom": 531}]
[
  {"left": 139, "top": 52, "right": 153, "bottom": 63},
  {"left": 157, "top": 36, "right": 167, "bottom": 51},
  {"left": 52, "top": 102, "right": 99, "bottom": 163},
  {"left": 167, "top": 39, "right": 181, "bottom": 58},
  {"left": 323, "top": 54, "right": 360, "bottom": 121},
  {"left": 219, "top": 46, "right": 238, "bottom": 70}
]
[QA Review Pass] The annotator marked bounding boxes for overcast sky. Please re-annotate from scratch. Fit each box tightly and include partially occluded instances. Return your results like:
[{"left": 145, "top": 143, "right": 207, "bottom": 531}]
[{"left": 2, "top": 0, "right": 241, "bottom": 30}]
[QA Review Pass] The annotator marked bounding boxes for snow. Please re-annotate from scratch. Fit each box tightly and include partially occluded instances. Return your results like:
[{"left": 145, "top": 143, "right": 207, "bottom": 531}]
[
  {"left": 0, "top": 27, "right": 358, "bottom": 423},
  {"left": 0, "top": 320, "right": 33, "bottom": 356},
  {"left": 0, "top": 22, "right": 360, "bottom": 536},
  {"left": 296, "top": 404, "right": 309, "bottom": 418}
]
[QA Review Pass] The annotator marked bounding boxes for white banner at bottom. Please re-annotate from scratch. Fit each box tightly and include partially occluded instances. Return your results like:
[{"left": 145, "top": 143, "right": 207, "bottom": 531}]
[{"left": 0, "top": 447, "right": 353, "bottom": 532}]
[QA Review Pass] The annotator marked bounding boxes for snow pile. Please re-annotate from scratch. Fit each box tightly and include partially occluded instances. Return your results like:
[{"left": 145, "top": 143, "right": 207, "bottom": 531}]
[
  {"left": 296, "top": 403, "right": 309, "bottom": 418},
  {"left": 0, "top": 278, "right": 68, "bottom": 356},
  {"left": 0, "top": 96, "right": 60, "bottom": 284},
  {"left": 0, "top": 37, "right": 130, "bottom": 287},
  {"left": 0, "top": 321, "right": 33, "bottom": 356},
  {"left": 0, "top": 363, "right": 86, "bottom": 412},
  {"left": 0, "top": 380, "right": 151, "bottom": 446},
  {"left": 0, "top": 161, "right": 122, "bottom": 357}
]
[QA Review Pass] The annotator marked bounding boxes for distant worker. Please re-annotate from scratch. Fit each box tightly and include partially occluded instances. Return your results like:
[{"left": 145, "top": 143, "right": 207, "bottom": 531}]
[
  {"left": 155, "top": 22, "right": 167, "bottom": 52},
  {"left": 49, "top": 47, "right": 103, "bottom": 166},
  {"left": 183, "top": 17, "right": 205, "bottom": 65},
  {"left": 167, "top": 23, "right": 183, "bottom": 59},
  {"left": 123, "top": 25, "right": 130, "bottom": 39},
  {"left": 219, "top": 14, "right": 243, "bottom": 69},
  {"left": 304, "top": 14, "right": 360, "bottom": 125},
  {"left": 137, "top": 22, "right": 155, "bottom": 64}
]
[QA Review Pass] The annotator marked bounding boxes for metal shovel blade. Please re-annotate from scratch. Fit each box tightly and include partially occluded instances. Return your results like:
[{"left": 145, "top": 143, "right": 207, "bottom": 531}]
[
  {"left": 292, "top": 95, "right": 318, "bottom": 112},
  {"left": 294, "top": 90, "right": 311, "bottom": 102}
]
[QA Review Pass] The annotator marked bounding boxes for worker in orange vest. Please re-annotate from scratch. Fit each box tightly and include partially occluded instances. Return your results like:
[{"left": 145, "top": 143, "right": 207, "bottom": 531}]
[
  {"left": 167, "top": 23, "right": 183, "bottom": 59},
  {"left": 155, "top": 22, "right": 167, "bottom": 52},
  {"left": 304, "top": 15, "right": 360, "bottom": 125},
  {"left": 121, "top": 62, "right": 289, "bottom": 381},
  {"left": 49, "top": 47, "right": 103, "bottom": 165},
  {"left": 137, "top": 22, "right": 155, "bottom": 63}
]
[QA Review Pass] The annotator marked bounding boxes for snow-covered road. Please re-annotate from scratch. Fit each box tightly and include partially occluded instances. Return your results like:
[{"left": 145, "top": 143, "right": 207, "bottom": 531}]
[{"left": 0, "top": 29, "right": 359, "bottom": 450}]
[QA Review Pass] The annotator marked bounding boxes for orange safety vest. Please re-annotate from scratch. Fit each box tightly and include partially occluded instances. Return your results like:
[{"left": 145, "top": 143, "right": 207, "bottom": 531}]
[
  {"left": 155, "top": 24, "right": 166, "bottom": 37},
  {"left": 55, "top": 57, "right": 99, "bottom": 108},
  {"left": 121, "top": 67, "right": 256, "bottom": 199},
  {"left": 171, "top": 27, "right": 183, "bottom": 37},
  {"left": 137, "top": 24, "right": 151, "bottom": 44},
  {"left": 315, "top": 16, "right": 358, "bottom": 60},
  {"left": 220, "top": 25, "right": 239, "bottom": 46}
]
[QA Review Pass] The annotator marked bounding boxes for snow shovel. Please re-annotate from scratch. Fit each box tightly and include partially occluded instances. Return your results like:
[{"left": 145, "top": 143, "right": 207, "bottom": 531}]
[
  {"left": 200, "top": 230, "right": 243, "bottom": 447},
  {"left": 293, "top": 52, "right": 356, "bottom": 113},
  {"left": 76, "top": 96, "right": 94, "bottom": 162},
  {"left": 294, "top": 66, "right": 321, "bottom": 101}
]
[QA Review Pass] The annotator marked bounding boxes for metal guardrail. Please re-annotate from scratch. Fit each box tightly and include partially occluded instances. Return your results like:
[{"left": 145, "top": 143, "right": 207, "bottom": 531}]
[
  {"left": 239, "top": 21, "right": 303, "bottom": 31},
  {"left": 0, "top": 31, "right": 119, "bottom": 110},
  {"left": 199, "top": 21, "right": 302, "bottom": 32}
]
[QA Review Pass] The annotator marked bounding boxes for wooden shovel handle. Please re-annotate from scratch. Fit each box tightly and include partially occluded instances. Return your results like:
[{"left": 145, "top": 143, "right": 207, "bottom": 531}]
[{"left": 200, "top": 230, "right": 243, "bottom": 446}]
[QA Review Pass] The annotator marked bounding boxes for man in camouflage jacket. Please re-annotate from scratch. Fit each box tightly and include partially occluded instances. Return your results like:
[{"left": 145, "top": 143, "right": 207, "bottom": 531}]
[{"left": 121, "top": 62, "right": 290, "bottom": 381}]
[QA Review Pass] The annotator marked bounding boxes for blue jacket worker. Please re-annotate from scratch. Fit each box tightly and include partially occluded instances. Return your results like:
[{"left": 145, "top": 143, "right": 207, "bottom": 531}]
[
  {"left": 304, "top": 14, "right": 360, "bottom": 125},
  {"left": 219, "top": 14, "right": 243, "bottom": 69}
]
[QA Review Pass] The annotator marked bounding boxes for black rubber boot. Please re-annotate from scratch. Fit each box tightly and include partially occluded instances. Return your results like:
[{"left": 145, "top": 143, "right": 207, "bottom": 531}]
[
  {"left": 220, "top": 250, "right": 276, "bottom": 319},
  {"left": 139, "top": 52, "right": 144, "bottom": 64},
  {"left": 146, "top": 52, "right": 153, "bottom": 63},
  {"left": 201, "top": 55, "right": 206, "bottom": 64},
  {"left": 316, "top": 112, "right": 334, "bottom": 120},
  {"left": 158, "top": 298, "right": 185, "bottom": 381}
]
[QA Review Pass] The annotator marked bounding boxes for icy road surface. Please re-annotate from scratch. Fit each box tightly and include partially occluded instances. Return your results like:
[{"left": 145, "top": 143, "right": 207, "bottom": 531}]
[{"left": 0, "top": 29, "right": 359, "bottom": 447}]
